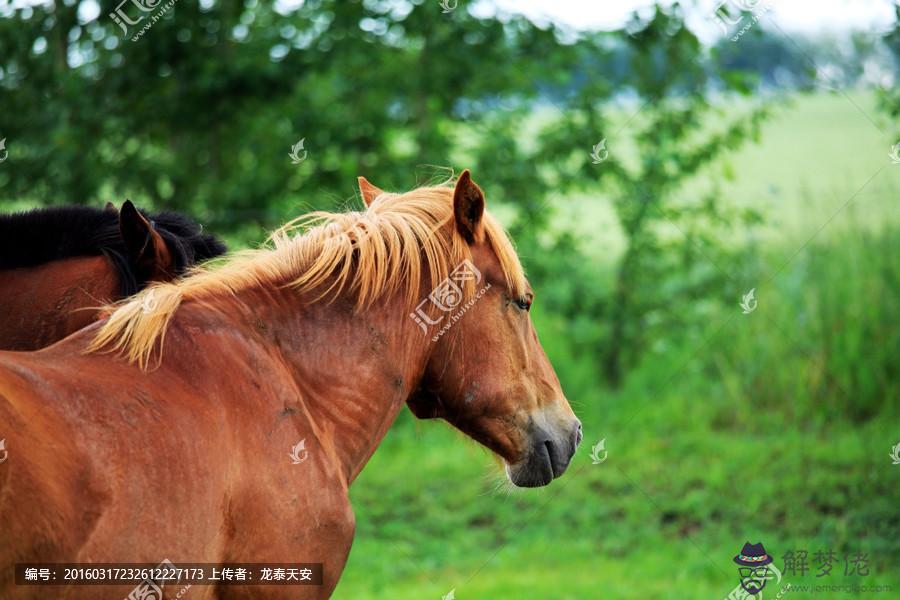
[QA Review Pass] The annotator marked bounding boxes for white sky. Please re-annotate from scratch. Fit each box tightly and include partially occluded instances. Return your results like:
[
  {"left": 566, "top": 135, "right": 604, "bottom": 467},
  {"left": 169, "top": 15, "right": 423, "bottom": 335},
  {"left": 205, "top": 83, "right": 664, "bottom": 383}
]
[
  {"left": 23, "top": 0, "right": 899, "bottom": 41},
  {"left": 477, "top": 0, "right": 898, "bottom": 41}
]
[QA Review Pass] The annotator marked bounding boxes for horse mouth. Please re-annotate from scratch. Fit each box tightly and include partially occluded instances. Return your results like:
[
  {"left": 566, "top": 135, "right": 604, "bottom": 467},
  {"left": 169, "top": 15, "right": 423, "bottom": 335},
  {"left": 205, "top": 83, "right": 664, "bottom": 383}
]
[{"left": 505, "top": 439, "right": 570, "bottom": 488}]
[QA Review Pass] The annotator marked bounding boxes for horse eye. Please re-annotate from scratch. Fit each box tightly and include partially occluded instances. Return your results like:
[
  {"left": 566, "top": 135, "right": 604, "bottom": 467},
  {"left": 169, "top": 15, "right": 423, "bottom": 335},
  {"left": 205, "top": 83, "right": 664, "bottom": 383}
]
[{"left": 514, "top": 297, "right": 532, "bottom": 311}]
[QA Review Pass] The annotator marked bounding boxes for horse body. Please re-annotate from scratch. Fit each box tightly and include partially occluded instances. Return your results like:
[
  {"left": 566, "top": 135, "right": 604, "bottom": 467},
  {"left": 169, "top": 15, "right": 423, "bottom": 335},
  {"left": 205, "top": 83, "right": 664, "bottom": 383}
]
[
  {"left": 0, "top": 202, "right": 226, "bottom": 351},
  {"left": 0, "top": 172, "right": 580, "bottom": 598},
  {"left": 0, "top": 257, "right": 118, "bottom": 350},
  {"left": 0, "top": 285, "right": 422, "bottom": 598}
]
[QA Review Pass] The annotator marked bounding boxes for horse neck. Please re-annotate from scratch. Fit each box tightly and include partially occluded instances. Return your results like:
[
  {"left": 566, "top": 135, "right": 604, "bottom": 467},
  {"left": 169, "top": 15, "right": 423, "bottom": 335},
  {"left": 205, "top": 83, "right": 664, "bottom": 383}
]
[{"left": 235, "top": 284, "right": 433, "bottom": 485}]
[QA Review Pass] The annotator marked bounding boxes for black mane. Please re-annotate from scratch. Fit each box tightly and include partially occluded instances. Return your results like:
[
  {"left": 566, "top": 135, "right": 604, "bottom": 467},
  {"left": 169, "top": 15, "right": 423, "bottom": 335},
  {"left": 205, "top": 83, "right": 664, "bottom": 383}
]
[{"left": 0, "top": 205, "right": 227, "bottom": 296}]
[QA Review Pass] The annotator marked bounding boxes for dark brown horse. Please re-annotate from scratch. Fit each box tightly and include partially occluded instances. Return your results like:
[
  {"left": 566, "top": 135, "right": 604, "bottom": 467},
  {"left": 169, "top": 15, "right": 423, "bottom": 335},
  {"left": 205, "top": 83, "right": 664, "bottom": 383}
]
[
  {"left": 0, "top": 201, "right": 226, "bottom": 350},
  {"left": 0, "top": 171, "right": 580, "bottom": 599}
]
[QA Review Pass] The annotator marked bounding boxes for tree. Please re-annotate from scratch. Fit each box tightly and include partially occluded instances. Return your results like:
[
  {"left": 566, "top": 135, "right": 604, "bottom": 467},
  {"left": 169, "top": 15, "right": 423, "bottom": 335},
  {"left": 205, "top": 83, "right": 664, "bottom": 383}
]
[
  {"left": 520, "top": 5, "right": 769, "bottom": 385},
  {"left": 0, "top": 1, "right": 771, "bottom": 388}
]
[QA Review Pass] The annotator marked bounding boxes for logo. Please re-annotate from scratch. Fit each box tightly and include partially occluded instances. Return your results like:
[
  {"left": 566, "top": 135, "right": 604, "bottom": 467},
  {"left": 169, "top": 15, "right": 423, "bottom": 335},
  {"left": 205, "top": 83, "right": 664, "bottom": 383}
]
[
  {"left": 728, "top": 542, "right": 782, "bottom": 597},
  {"left": 439, "top": 0, "right": 458, "bottom": 14},
  {"left": 589, "top": 438, "right": 608, "bottom": 464},
  {"left": 590, "top": 139, "right": 609, "bottom": 164},
  {"left": 0, "top": 138, "right": 7, "bottom": 162},
  {"left": 889, "top": 142, "right": 900, "bottom": 165},
  {"left": 125, "top": 558, "right": 181, "bottom": 600},
  {"left": 289, "top": 439, "right": 309, "bottom": 465},
  {"left": 0, "top": 438, "right": 7, "bottom": 463},
  {"left": 710, "top": 0, "right": 772, "bottom": 41},
  {"left": 140, "top": 288, "right": 159, "bottom": 314},
  {"left": 289, "top": 138, "right": 308, "bottom": 164},
  {"left": 891, "top": 442, "right": 900, "bottom": 465},
  {"left": 110, "top": 0, "right": 180, "bottom": 41},
  {"left": 110, "top": 0, "right": 159, "bottom": 36},
  {"left": 740, "top": 288, "right": 757, "bottom": 314},
  {"left": 442, "top": 589, "right": 456, "bottom": 600},
  {"left": 410, "top": 260, "right": 483, "bottom": 333}
]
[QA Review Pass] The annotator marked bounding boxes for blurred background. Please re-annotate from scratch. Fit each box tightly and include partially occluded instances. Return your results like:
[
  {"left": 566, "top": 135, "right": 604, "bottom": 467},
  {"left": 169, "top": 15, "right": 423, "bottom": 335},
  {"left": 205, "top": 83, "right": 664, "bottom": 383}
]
[{"left": 1, "top": 0, "right": 898, "bottom": 598}]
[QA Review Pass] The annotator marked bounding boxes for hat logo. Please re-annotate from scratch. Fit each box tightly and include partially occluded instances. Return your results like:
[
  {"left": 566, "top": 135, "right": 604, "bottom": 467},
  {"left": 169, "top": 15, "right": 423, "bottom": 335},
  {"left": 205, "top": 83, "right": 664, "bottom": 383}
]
[{"left": 733, "top": 541, "right": 776, "bottom": 596}]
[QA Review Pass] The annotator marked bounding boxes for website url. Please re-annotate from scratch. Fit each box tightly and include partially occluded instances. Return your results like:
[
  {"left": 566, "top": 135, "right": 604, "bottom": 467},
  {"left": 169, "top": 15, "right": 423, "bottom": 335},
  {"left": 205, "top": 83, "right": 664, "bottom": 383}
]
[
  {"left": 783, "top": 583, "right": 892, "bottom": 594},
  {"left": 131, "top": 0, "right": 180, "bottom": 42}
]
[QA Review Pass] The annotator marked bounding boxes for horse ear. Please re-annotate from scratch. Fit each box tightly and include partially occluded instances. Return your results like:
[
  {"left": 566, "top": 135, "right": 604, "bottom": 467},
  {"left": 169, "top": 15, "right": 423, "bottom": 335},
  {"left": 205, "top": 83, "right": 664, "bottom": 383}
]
[
  {"left": 453, "top": 169, "right": 485, "bottom": 244},
  {"left": 358, "top": 176, "right": 385, "bottom": 206},
  {"left": 104, "top": 201, "right": 118, "bottom": 213},
  {"left": 119, "top": 200, "right": 173, "bottom": 279}
]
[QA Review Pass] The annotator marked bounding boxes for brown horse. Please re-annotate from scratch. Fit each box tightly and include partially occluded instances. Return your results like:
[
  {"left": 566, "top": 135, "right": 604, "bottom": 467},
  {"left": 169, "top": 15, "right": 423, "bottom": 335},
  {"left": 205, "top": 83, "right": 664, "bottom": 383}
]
[
  {"left": 0, "top": 201, "right": 226, "bottom": 350},
  {"left": 0, "top": 171, "right": 581, "bottom": 599}
]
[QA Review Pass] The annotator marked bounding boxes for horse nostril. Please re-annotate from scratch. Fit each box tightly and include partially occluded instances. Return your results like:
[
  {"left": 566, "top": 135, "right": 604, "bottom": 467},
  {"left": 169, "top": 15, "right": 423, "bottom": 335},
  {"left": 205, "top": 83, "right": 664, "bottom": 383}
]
[
  {"left": 574, "top": 421, "right": 583, "bottom": 446},
  {"left": 543, "top": 439, "right": 560, "bottom": 475},
  {"left": 543, "top": 439, "right": 554, "bottom": 460}
]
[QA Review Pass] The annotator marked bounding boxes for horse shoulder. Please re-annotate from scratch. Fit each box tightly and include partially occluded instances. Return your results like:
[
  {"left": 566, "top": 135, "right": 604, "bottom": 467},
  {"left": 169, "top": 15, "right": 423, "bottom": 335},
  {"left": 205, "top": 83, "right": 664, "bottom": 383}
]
[{"left": 0, "top": 353, "right": 114, "bottom": 565}]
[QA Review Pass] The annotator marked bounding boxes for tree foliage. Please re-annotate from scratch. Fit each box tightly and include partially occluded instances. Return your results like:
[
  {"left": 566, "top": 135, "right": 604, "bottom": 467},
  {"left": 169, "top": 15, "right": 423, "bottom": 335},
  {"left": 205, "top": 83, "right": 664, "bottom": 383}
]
[{"left": 0, "top": 0, "right": 770, "bottom": 387}]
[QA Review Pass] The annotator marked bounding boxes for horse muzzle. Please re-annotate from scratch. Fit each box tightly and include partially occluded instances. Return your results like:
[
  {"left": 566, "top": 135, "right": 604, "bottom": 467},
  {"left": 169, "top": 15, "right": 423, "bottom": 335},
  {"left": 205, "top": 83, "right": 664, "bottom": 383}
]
[{"left": 506, "top": 418, "right": 582, "bottom": 487}]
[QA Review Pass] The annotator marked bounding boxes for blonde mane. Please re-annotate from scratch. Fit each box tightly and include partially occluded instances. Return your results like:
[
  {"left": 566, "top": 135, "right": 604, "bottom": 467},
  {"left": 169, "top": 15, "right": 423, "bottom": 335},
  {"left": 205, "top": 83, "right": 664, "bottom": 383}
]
[{"left": 87, "top": 185, "right": 527, "bottom": 368}]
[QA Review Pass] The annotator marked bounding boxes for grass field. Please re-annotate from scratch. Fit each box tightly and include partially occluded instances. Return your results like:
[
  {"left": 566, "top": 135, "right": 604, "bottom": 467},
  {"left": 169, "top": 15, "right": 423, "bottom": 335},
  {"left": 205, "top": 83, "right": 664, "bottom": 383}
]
[{"left": 333, "top": 91, "right": 900, "bottom": 599}]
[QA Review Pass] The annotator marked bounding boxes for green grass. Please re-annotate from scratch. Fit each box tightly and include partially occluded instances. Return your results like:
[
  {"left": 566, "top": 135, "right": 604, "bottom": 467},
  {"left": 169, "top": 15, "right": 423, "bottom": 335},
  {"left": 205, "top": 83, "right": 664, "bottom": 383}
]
[
  {"left": 337, "top": 368, "right": 898, "bottom": 598},
  {"left": 334, "top": 91, "right": 900, "bottom": 599}
]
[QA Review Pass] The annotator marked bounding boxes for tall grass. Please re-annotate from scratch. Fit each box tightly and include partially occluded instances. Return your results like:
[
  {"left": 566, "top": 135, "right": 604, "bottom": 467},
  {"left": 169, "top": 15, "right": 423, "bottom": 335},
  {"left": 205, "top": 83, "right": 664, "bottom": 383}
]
[{"left": 706, "top": 223, "right": 900, "bottom": 424}]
